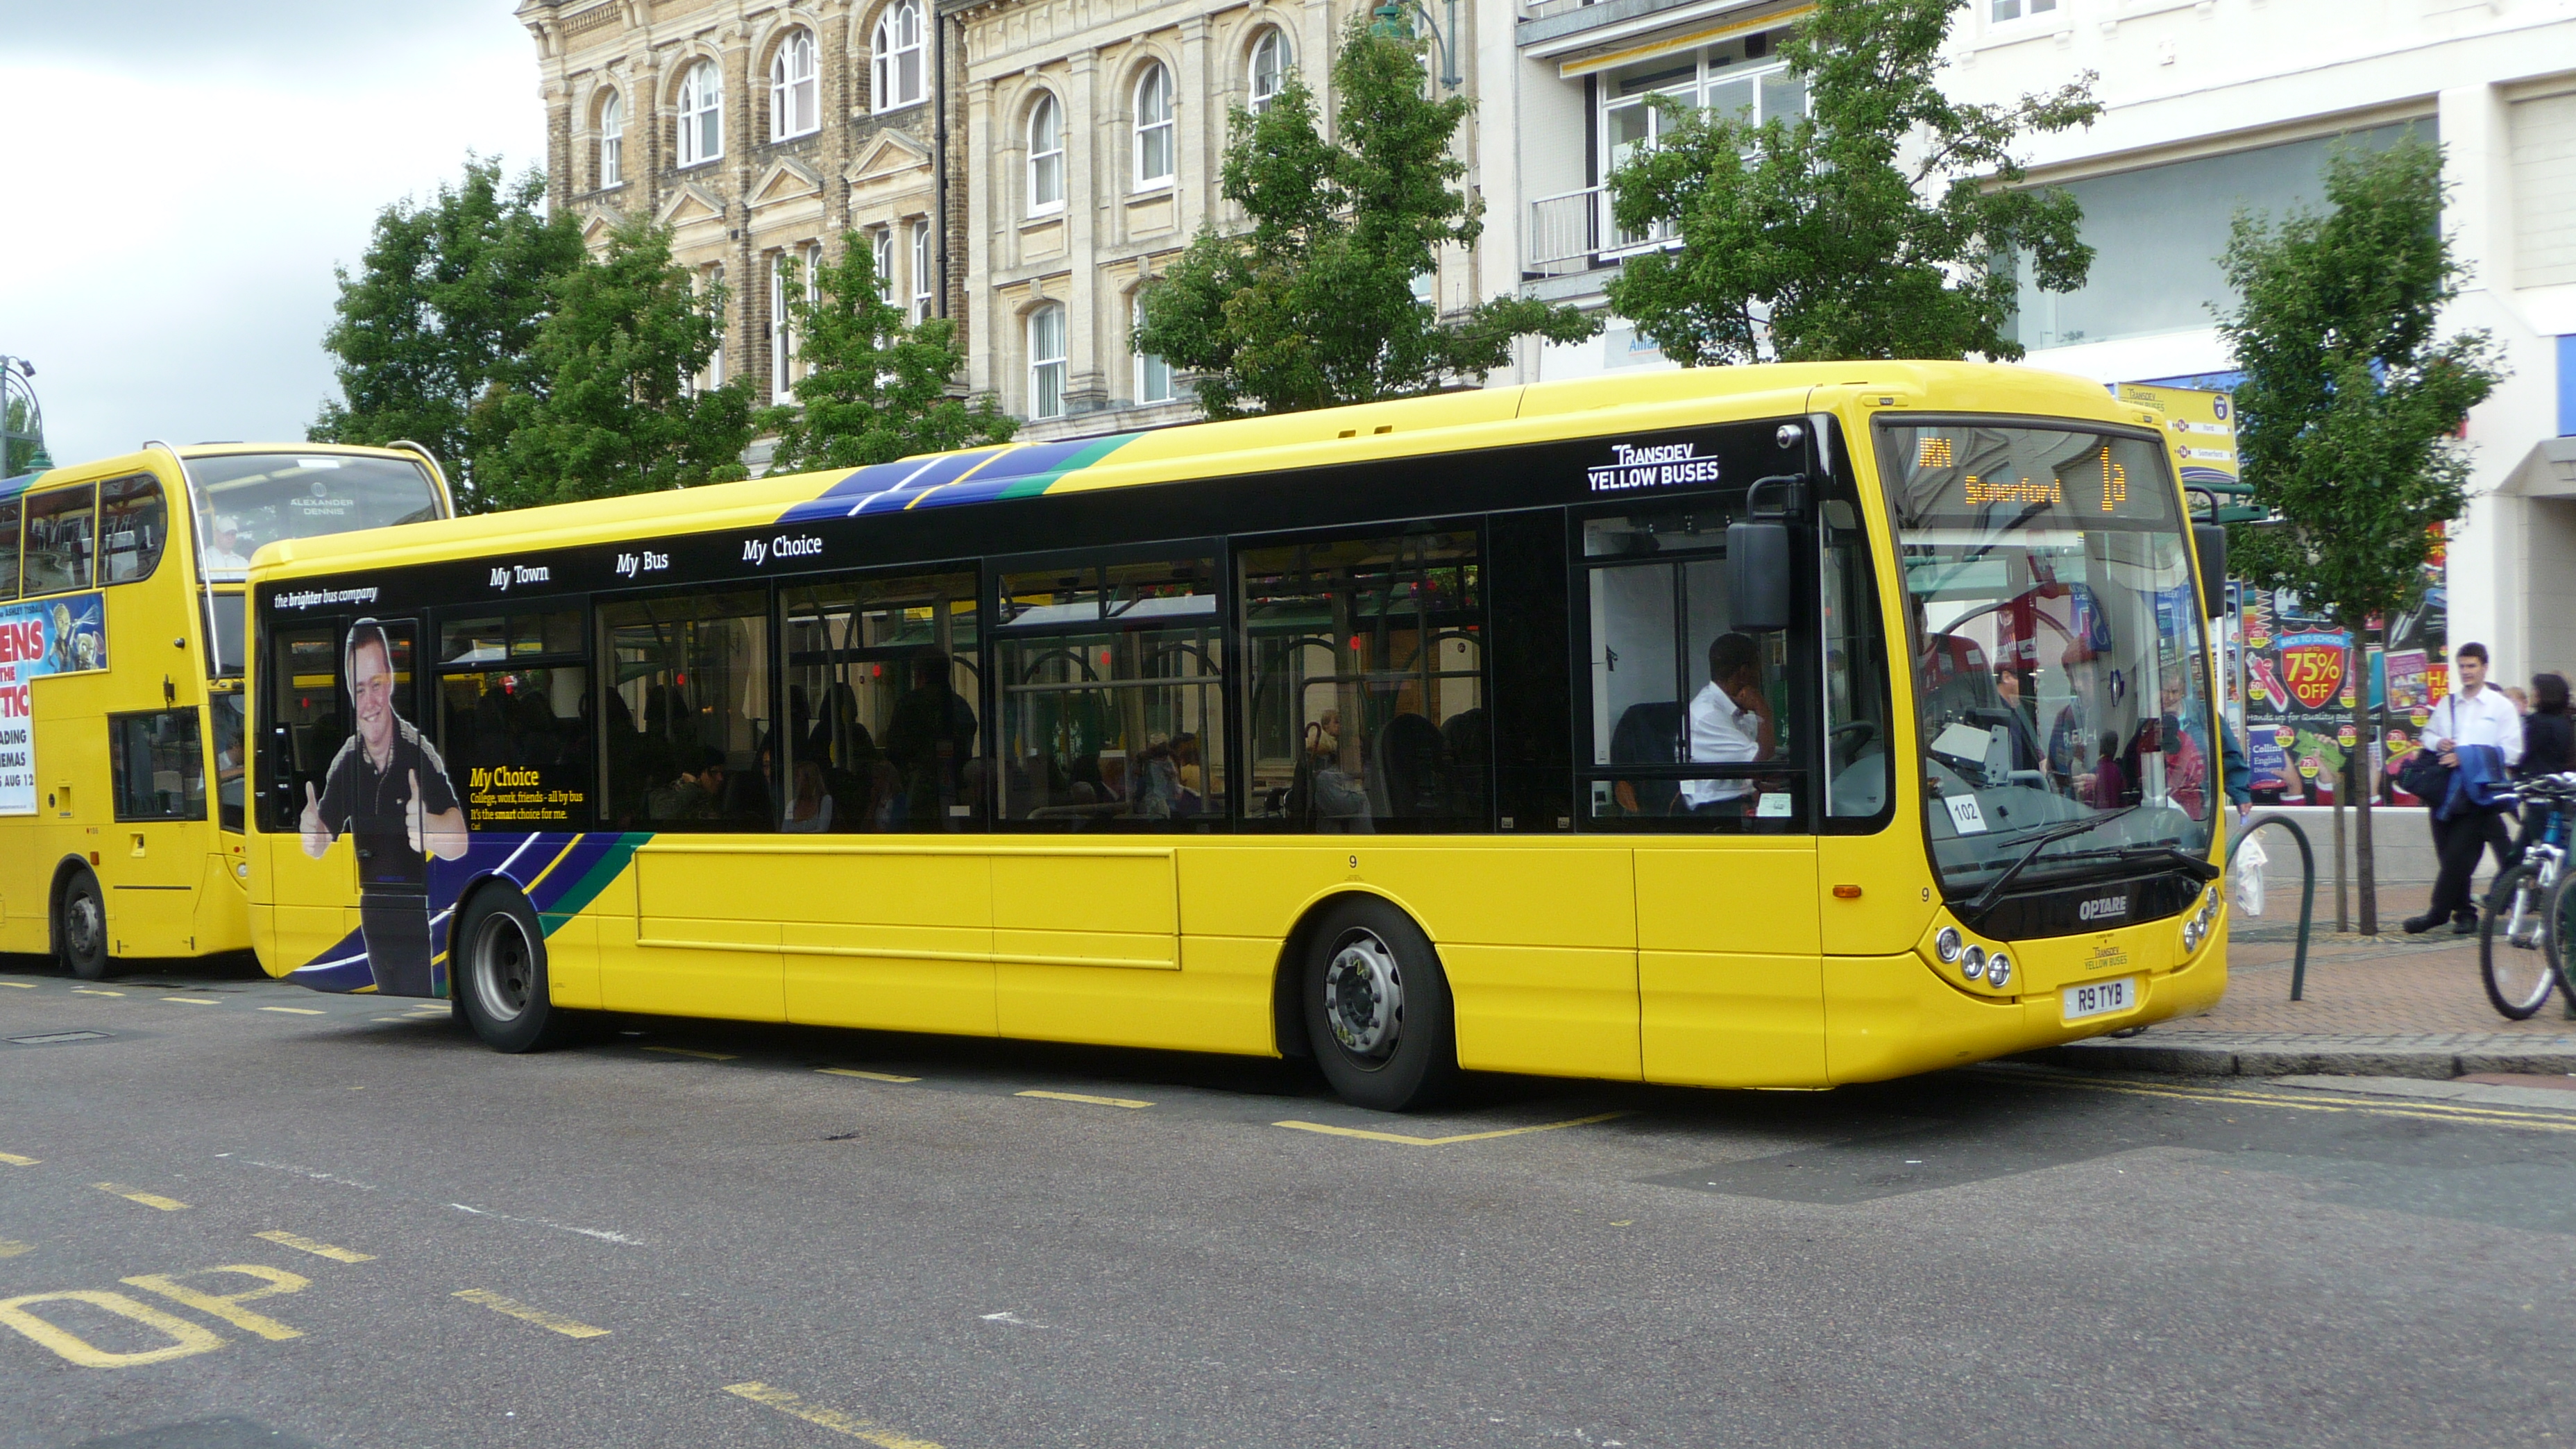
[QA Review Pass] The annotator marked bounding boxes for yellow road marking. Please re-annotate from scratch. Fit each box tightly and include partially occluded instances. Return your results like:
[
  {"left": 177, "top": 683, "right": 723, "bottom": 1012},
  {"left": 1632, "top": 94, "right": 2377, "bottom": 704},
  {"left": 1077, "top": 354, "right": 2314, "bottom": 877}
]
[
  {"left": 452, "top": 1289, "right": 610, "bottom": 1338},
  {"left": 0, "top": 1291, "right": 224, "bottom": 1368},
  {"left": 255, "top": 1230, "right": 375, "bottom": 1263},
  {"left": 819, "top": 1067, "right": 923, "bottom": 1083},
  {"left": 1273, "top": 1111, "right": 1627, "bottom": 1146},
  {"left": 0, "top": 981, "right": 33, "bottom": 988},
  {"left": 2015, "top": 1071, "right": 2576, "bottom": 1134},
  {"left": 258, "top": 1006, "right": 325, "bottom": 1016},
  {"left": 0, "top": 1152, "right": 39, "bottom": 1167},
  {"left": 1016, "top": 1090, "right": 1152, "bottom": 1110},
  {"left": 71, "top": 989, "right": 124, "bottom": 997},
  {"left": 124, "top": 1266, "right": 308, "bottom": 1341},
  {"left": 160, "top": 996, "right": 218, "bottom": 1006},
  {"left": 95, "top": 1183, "right": 189, "bottom": 1211},
  {"left": 724, "top": 1382, "right": 944, "bottom": 1448},
  {"left": 643, "top": 1046, "right": 738, "bottom": 1061},
  {"left": 0, "top": 1242, "right": 30, "bottom": 1258}
]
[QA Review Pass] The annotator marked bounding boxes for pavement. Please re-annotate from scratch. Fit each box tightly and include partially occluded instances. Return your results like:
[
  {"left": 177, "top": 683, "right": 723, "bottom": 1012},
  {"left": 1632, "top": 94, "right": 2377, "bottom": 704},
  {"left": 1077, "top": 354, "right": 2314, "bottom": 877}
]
[
  {"left": 6, "top": 956, "right": 2576, "bottom": 1448},
  {"left": 2035, "top": 911, "right": 2576, "bottom": 1080}
]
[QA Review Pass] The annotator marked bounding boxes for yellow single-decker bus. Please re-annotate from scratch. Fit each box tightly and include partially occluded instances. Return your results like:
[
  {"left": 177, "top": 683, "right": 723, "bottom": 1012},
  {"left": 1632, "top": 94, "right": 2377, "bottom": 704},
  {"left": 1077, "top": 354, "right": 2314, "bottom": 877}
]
[{"left": 244, "top": 362, "right": 2230, "bottom": 1108}]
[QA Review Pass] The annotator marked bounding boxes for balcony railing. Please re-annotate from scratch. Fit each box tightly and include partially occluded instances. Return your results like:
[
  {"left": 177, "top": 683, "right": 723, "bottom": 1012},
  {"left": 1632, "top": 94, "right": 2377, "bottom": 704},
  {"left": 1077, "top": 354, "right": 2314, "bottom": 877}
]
[{"left": 1527, "top": 185, "right": 1673, "bottom": 277}]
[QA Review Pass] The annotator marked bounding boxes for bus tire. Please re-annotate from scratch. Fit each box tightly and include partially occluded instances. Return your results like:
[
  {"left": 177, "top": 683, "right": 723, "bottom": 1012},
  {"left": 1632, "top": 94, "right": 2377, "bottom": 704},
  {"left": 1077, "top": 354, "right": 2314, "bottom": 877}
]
[
  {"left": 55, "top": 867, "right": 110, "bottom": 981},
  {"left": 454, "top": 888, "right": 573, "bottom": 1053},
  {"left": 1302, "top": 897, "right": 1459, "bottom": 1112}
]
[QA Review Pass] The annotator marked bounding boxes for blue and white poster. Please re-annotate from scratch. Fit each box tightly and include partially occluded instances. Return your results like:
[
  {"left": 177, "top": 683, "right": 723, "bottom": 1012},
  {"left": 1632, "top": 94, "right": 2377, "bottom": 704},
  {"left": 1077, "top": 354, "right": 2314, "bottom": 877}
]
[{"left": 0, "top": 591, "right": 108, "bottom": 816}]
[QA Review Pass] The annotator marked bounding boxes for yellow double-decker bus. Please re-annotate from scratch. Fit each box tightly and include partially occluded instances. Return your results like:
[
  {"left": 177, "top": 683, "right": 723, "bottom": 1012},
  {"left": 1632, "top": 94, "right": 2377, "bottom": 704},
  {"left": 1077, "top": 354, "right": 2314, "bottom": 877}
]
[
  {"left": 0, "top": 443, "right": 450, "bottom": 978},
  {"left": 244, "top": 363, "right": 2230, "bottom": 1108}
]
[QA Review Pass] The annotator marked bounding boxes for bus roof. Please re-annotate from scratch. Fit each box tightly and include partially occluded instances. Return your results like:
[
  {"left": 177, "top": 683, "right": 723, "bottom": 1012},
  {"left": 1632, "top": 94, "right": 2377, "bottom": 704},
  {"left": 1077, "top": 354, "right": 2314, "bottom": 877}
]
[
  {"left": 0, "top": 441, "right": 439, "bottom": 505},
  {"left": 249, "top": 361, "right": 2141, "bottom": 582}
]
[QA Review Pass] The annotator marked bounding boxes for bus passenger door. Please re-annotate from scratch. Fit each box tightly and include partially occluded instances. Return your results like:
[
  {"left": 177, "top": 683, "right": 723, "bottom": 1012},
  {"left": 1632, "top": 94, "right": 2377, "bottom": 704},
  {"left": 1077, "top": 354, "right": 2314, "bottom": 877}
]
[
  {"left": 258, "top": 622, "right": 362, "bottom": 973},
  {"left": 103, "top": 709, "right": 209, "bottom": 956}
]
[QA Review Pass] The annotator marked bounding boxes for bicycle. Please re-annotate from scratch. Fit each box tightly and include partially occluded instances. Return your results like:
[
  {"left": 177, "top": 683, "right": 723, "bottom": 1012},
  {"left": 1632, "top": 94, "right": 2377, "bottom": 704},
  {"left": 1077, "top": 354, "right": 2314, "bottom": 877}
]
[{"left": 2479, "top": 771, "right": 2576, "bottom": 1019}]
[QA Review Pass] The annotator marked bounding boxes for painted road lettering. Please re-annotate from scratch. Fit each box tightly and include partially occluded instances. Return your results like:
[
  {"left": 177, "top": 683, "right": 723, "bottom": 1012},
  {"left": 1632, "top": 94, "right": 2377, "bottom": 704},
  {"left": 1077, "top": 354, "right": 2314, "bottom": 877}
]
[
  {"left": 123, "top": 1266, "right": 309, "bottom": 1341},
  {"left": 0, "top": 1291, "right": 226, "bottom": 1368}
]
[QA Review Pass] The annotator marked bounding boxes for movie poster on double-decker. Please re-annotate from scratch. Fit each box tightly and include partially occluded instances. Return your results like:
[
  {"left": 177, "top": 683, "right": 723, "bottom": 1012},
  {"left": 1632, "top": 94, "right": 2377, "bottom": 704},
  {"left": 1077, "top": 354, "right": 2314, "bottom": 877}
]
[{"left": 0, "top": 592, "right": 110, "bottom": 816}]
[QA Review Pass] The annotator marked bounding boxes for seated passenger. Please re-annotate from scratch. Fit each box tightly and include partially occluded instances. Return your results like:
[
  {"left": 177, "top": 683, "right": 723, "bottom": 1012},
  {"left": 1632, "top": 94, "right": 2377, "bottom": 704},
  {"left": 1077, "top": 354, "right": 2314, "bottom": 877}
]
[
  {"left": 648, "top": 747, "right": 726, "bottom": 821},
  {"left": 782, "top": 759, "right": 833, "bottom": 833},
  {"left": 1681, "top": 632, "right": 1774, "bottom": 814}
]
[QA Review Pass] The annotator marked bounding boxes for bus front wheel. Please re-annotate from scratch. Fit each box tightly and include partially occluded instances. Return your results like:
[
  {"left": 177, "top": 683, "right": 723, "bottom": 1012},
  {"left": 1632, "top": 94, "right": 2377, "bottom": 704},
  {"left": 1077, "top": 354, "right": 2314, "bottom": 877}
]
[
  {"left": 455, "top": 889, "right": 574, "bottom": 1053},
  {"left": 1302, "top": 898, "right": 1459, "bottom": 1112},
  {"left": 56, "top": 868, "right": 109, "bottom": 981}
]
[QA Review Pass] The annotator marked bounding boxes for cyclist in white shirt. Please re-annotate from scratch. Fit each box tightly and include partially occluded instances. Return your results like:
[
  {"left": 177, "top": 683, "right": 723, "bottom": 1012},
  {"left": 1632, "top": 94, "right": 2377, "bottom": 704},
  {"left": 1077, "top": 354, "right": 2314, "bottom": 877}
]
[
  {"left": 2407, "top": 642, "right": 2525, "bottom": 934},
  {"left": 1681, "top": 632, "right": 1774, "bottom": 813}
]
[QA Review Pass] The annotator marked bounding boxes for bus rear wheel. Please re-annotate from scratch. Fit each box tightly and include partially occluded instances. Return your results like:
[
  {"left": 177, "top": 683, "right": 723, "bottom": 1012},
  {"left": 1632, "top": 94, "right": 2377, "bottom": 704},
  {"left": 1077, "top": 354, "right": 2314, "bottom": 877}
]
[
  {"left": 56, "top": 868, "right": 109, "bottom": 981},
  {"left": 1302, "top": 897, "right": 1459, "bottom": 1112},
  {"left": 455, "top": 889, "right": 574, "bottom": 1053}
]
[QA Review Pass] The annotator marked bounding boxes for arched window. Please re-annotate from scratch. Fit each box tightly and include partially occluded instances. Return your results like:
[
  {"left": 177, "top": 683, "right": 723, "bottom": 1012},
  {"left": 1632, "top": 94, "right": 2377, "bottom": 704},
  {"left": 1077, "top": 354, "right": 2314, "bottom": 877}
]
[
  {"left": 1028, "top": 304, "right": 1066, "bottom": 420},
  {"left": 1026, "top": 92, "right": 1064, "bottom": 215},
  {"left": 678, "top": 60, "right": 722, "bottom": 166},
  {"left": 1133, "top": 62, "right": 1173, "bottom": 189},
  {"left": 910, "top": 219, "right": 933, "bottom": 323},
  {"left": 770, "top": 252, "right": 797, "bottom": 402},
  {"left": 872, "top": 0, "right": 924, "bottom": 112},
  {"left": 701, "top": 264, "right": 727, "bottom": 390},
  {"left": 597, "top": 90, "right": 624, "bottom": 187},
  {"left": 1248, "top": 29, "right": 1289, "bottom": 111},
  {"left": 770, "top": 28, "right": 819, "bottom": 139},
  {"left": 871, "top": 228, "right": 896, "bottom": 306},
  {"left": 1133, "top": 294, "right": 1172, "bottom": 405}
]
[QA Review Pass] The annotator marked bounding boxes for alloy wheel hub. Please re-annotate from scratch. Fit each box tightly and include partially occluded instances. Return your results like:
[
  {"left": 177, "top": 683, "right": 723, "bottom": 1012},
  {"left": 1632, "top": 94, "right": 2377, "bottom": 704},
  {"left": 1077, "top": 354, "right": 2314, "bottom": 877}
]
[{"left": 1325, "top": 931, "right": 1405, "bottom": 1060}]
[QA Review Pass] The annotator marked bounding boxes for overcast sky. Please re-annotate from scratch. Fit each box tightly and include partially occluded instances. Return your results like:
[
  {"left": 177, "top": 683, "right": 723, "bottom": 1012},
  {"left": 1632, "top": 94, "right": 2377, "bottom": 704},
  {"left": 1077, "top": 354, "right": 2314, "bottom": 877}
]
[{"left": 0, "top": 1, "right": 546, "bottom": 468}]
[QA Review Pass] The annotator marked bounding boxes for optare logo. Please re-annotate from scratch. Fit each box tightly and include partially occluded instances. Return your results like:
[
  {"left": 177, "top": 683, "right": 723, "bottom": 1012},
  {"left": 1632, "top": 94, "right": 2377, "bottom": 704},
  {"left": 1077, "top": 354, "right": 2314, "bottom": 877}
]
[{"left": 2077, "top": 895, "right": 2130, "bottom": 922}]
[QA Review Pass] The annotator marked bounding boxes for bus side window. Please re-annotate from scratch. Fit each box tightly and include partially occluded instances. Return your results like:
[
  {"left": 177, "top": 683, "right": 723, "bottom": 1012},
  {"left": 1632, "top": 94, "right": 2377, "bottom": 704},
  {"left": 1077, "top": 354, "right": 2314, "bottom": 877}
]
[
  {"left": 1237, "top": 527, "right": 1485, "bottom": 833},
  {"left": 262, "top": 625, "right": 344, "bottom": 832},
  {"left": 0, "top": 495, "right": 19, "bottom": 600},
  {"left": 599, "top": 591, "right": 774, "bottom": 832},
  {"left": 1821, "top": 493, "right": 1894, "bottom": 825},
  {"left": 780, "top": 571, "right": 983, "bottom": 833},
  {"left": 23, "top": 483, "right": 95, "bottom": 595},
  {"left": 109, "top": 710, "right": 207, "bottom": 822},
  {"left": 99, "top": 474, "right": 167, "bottom": 584},
  {"left": 211, "top": 693, "right": 247, "bottom": 832},
  {"left": 1579, "top": 505, "right": 1811, "bottom": 830}
]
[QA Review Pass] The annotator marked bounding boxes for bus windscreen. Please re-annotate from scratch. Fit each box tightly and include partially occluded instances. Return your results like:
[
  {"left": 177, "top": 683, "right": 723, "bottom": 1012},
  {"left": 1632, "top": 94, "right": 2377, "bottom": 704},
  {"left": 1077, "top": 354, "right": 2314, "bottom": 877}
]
[{"left": 187, "top": 453, "right": 444, "bottom": 581}]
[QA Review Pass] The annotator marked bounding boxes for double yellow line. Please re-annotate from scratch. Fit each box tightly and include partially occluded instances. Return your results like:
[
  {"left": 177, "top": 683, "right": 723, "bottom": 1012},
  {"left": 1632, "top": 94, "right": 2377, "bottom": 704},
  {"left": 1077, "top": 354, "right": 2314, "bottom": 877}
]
[{"left": 2003, "top": 1069, "right": 2576, "bottom": 1134}]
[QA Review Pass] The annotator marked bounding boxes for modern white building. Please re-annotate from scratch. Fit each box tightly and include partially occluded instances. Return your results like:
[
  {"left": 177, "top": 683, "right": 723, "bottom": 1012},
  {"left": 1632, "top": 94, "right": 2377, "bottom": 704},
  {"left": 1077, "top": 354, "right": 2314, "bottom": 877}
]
[{"left": 1494, "top": 0, "right": 2576, "bottom": 682}]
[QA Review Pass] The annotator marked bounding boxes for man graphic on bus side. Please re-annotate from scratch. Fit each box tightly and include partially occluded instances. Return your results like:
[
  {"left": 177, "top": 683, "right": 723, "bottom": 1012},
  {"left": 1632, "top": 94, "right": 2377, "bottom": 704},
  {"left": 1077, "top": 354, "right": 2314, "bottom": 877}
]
[{"left": 299, "top": 618, "right": 468, "bottom": 996}]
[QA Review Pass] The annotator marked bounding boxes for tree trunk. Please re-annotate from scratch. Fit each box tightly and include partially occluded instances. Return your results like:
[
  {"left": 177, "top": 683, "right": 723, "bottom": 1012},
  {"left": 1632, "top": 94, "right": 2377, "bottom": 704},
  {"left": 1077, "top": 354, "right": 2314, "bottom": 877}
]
[{"left": 2352, "top": 626, "right": 2379, "bottom": 935}]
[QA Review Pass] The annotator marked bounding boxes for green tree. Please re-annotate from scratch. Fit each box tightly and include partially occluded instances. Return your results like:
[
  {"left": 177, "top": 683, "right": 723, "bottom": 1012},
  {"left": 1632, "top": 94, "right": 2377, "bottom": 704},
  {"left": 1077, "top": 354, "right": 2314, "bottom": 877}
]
[
  {"left": 1604, "top": 0, "right": 2099, "bottom": 365},
  {"left": 3, "top": 397, "right": 44, "bottom": 477},
  {"left": 475, "top": 221, "right": 761, "bottom": 509},
  {"left": 765, "top": 237, "right": 1015, "bottom": 473},
  {"left": 2218, "top": 133, "right": 2504, "bottom": 933},
  {"left": 311, "top": 158, "right": 584, "bottom": 508},
  {"left": 1134, "top": 17, "right": 1595, "bottom": 419}
]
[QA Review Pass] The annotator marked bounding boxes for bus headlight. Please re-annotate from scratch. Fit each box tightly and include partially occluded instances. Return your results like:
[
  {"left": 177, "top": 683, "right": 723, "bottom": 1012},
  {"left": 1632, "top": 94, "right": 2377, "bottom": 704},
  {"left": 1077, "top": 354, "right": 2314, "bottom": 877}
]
[
  {"left": 2180, "top": 890, "right": 2221, "bottom": 955},
  {"left": 1935, "top": 927, "right": 1965, "bottom": 965},
  {"left": 1960, "top": 945, "right": 1987, "bottom": 981},
  {"left": 1985, "top": 953, "right": 2012, "bottom": 988}
]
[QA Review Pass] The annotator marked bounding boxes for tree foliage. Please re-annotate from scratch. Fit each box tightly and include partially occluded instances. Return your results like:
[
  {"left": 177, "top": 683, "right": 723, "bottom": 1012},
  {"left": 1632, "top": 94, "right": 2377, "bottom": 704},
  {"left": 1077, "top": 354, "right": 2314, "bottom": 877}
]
[
  {"left": 2220, "top": 135, "right": 2501, "bottom": 623},
  {"left": 1135, "top": 17, "right": 1595, "bottom": 418},
  {"left": 3, "top": 398, "right": 43, "bottom": 477},
  {"left": 1604, "top": 0, "right": 2099, "bottom": 365},
  {"left": 310, "top": 158, "right": 584, "bottom": 508},
  {"left": 474, "top": 221, "right": 761, "bottom": 509},
  {"left": 2217, "top": 133, "right": 2505, "bottom": 933},
  {"left": 764, "top": 238, "right": 1016, "bottom": 473}
]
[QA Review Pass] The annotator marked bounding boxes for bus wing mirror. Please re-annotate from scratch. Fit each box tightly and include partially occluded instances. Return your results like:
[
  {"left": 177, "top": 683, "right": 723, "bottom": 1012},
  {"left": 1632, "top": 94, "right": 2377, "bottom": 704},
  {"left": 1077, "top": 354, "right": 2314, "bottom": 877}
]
[
  {"left": 1726, "top": 520, "right": 1794, "bottom": 632},
  {"left": 2192, "top": 524, "right": 2227, "bottom": 618},
  {"left": 1727, "top": 473, "right": 1806, "bottom": 633}
]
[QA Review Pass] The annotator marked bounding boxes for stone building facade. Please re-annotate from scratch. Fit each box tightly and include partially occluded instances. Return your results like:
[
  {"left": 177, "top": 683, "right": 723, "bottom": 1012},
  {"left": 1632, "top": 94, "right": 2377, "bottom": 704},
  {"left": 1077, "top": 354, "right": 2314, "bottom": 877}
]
[
  {"left": 518, "top": 0, "right": 966, "bottom": 432},
  {"left": 947, "top": 0, "right": 1495, "bottom": 440}
]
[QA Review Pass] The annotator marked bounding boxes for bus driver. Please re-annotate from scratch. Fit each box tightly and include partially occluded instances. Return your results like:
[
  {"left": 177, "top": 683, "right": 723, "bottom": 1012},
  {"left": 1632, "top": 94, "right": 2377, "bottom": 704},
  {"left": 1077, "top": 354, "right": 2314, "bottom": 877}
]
[{"left": 299, "top": 618, "right": 468, "bottom": 996}]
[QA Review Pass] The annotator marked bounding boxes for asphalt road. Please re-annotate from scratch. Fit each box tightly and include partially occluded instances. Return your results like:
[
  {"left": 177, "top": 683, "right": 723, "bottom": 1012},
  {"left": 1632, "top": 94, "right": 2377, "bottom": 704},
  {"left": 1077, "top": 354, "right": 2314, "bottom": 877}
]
[{"left": 3, "top": 956, "right": 2571, "bottom": 1449}]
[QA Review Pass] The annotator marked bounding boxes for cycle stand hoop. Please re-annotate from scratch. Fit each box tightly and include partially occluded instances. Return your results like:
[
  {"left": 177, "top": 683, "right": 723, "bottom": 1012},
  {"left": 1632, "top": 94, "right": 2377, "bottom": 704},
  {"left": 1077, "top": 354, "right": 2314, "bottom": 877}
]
[{"left": 2226, "top": 812, "right": 2319, "bottom": 999}]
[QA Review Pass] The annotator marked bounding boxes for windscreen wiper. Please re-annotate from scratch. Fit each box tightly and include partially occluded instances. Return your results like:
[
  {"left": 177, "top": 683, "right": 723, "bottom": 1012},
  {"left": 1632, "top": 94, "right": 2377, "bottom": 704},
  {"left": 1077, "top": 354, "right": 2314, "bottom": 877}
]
[
  {"left": 2035, "top": 843, "right": 2224, "bottom": 883},
  {"left": 1964, "top": 805, "right": 2142, "bottom": 916}
]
